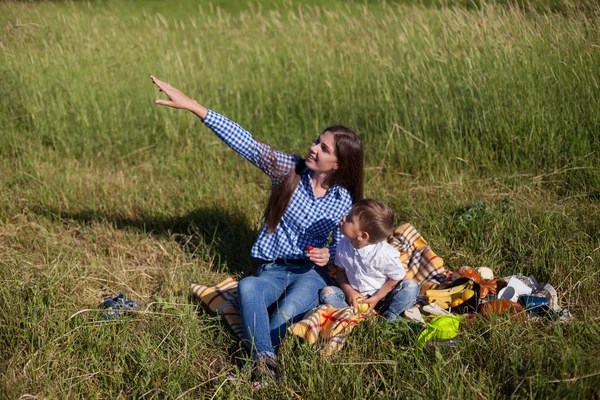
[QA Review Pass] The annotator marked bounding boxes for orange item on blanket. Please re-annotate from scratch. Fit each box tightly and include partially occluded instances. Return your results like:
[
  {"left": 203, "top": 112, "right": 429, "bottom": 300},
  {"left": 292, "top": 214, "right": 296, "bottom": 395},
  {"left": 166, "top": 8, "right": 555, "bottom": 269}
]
[
  {"left": 480, "top": 299, "right": 525, "bottom": 320},
  {"left": 479, "top": 279, "right": 502, "bottom": 299},
  {"left": 453, "top": 266, "right": 482, "bottom": 284}
]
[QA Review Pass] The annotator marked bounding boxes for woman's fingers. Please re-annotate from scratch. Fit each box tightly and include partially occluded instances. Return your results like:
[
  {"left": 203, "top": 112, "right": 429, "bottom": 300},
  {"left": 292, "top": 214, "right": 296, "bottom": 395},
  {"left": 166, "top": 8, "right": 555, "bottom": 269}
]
[
  {"left": 151, "top": 75, "right": 173, "bottom": 95},
  {"left": 150, "top": 75, "right": 166, "bottom": 88},
  {"left": 150, "top": 75, "right": 163, "bottom": 90},
  {"left": 150, "top": 75, "right": 205, "bottom": 116},
  {"left": 151, "top": 75, "right": 186, "bottom": 109},
  {"left": 308, "top": 247, "right": 330, "bottom": 266},
  {"left": 151, "top": 76, "right": 169, "bottom": 99}
]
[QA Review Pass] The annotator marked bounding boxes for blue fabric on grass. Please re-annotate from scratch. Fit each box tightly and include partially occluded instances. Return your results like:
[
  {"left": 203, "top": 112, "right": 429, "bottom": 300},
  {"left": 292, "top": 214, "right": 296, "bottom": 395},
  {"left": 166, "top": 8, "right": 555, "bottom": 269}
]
[{"left": 101, "top": 294, "right": 139, "bottom": 320}]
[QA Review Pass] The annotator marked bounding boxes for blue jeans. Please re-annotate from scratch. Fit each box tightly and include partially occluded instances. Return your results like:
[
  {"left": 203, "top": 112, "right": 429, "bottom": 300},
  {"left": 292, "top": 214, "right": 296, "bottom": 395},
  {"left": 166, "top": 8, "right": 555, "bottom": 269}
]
[
  {"left": 237, "top": 260, "right": 330, "bottom": 360},
  {"left": 319, "top": 278, "right": 419, "bottom": 321}
]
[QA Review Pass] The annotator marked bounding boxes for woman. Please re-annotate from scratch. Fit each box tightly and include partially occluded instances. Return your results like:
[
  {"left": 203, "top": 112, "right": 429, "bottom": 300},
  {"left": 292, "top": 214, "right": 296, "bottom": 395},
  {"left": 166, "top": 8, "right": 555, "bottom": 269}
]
[{"left": 151, "top": 76, "right": 364, "bottom": 381}]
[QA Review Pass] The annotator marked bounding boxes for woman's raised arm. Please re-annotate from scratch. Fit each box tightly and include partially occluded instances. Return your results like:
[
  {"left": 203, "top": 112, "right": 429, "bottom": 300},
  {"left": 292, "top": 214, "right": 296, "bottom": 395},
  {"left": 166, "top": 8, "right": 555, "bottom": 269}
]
[
  {"left": 151, "top": 76, "right": 295, "bottom": 180},
  {"left": 151, "top": 75, "right": 208, "bottom": 119}
]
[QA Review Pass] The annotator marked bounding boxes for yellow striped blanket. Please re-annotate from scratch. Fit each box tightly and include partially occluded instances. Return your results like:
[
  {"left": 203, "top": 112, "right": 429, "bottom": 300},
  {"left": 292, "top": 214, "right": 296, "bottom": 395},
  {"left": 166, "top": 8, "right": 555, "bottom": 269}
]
[
  {"left": 388, "top": 223, "right": 447, "bottom": 295},
  {"left": 191, "top": 277, "right": 246, "bottom": 343}
]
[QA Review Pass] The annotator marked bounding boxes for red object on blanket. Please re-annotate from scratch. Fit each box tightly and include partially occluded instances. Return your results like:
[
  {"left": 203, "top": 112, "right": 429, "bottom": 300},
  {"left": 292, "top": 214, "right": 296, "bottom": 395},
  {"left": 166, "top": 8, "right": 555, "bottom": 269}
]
[{"left": 306, "top": 245, "right": 314, "bottom": 251}]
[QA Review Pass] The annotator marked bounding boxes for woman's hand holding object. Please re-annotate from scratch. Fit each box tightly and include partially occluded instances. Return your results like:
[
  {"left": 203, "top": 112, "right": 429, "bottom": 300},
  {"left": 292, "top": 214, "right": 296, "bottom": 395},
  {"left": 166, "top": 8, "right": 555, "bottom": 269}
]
[{"left": 306, "top": 246, "right": 330, "bottom": 267}]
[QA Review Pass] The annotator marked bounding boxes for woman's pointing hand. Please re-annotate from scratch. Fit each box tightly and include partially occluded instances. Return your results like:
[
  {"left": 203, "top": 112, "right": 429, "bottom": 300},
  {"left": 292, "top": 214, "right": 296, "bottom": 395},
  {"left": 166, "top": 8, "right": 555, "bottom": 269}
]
[{"left": 151, "top": 75, "right": 207, "bottom": 118}]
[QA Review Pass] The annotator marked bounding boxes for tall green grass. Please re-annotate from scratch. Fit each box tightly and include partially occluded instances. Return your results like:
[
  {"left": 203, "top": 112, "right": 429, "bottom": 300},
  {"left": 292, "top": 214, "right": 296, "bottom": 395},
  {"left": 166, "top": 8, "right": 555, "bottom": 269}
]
[{"left": 1, "top": 0, "right": 599, "bottom": 398}]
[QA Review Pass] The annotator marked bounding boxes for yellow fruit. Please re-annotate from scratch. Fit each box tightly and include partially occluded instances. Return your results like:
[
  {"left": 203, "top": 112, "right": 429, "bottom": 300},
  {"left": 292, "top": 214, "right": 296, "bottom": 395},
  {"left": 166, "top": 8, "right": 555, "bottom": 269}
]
[
  {"left": 451, "top": 298, "right": 464, "bottom": 307},
  {"left": 428, "top": 296, "right": 452, "bottom": 309},
  {"left": 425, "top": 283, "right": 468, "bottom": 298},
  {"left": 357, "top": 298, "right": 369, "bottom": 313},
  {"left": 462, "top": 289, "right": 475, "bottom": 301}
]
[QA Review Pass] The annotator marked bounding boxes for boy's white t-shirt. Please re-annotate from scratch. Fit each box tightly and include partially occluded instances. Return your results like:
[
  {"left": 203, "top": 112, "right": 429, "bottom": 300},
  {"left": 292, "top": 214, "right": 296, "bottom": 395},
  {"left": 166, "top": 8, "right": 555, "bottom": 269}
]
[{"left": 334, "top": 236, "right": 406, "bottom": 296}]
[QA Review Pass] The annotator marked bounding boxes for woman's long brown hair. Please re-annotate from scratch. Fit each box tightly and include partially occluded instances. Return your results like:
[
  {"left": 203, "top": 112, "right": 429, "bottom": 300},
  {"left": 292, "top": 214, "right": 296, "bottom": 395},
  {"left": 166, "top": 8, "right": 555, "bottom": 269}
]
[{"left": 264, "top": 126, "right": 364, "bottom": 233}]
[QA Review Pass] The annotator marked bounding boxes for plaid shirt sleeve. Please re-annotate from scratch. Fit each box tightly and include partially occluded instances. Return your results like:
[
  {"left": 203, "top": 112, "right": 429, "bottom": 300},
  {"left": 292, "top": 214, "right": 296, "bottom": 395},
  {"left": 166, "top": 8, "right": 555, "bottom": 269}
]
[
  {"left": 328, "top": 214, "right": 348, "bottom": 264},
  {"left": 202, "top": 110, "right": 297, "bottom": 184}
]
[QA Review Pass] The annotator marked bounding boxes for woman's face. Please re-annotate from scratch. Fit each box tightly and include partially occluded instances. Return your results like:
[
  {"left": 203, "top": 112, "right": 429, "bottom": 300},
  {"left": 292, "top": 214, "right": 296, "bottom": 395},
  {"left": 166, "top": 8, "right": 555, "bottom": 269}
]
[{"left": 305, "top": 131, "right": 338, "bottom": 174}]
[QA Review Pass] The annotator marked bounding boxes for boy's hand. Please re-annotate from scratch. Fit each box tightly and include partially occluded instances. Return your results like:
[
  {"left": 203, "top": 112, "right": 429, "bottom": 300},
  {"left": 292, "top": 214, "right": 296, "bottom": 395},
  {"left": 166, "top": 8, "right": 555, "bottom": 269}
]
[
  {"left": 358, "top": 296, "right": 378, "bottom": 312},
  {"left": 348, "top": 293, "right": 365, "bottom": 312}
]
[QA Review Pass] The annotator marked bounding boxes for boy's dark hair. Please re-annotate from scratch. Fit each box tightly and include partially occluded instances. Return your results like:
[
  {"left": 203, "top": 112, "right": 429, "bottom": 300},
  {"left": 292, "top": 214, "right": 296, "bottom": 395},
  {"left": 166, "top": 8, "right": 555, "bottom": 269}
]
[{"left": 350, "top": 199, "right": 395, "bottom": 243}]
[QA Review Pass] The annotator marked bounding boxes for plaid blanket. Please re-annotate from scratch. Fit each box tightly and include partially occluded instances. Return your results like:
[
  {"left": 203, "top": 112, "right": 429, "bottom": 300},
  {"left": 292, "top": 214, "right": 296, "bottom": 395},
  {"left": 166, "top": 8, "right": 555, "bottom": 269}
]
[
  {"left": 288, "top": 304, "right": 369, "bottom": 357},
  {"left": 388, "top": 223, "right": 447, "bottom": 295},
  {"left": 190, "top": 223, "right": 447, "bottom": 356},
  {"left": 191, "top": 278, "right": 246, "bottom": 343}
]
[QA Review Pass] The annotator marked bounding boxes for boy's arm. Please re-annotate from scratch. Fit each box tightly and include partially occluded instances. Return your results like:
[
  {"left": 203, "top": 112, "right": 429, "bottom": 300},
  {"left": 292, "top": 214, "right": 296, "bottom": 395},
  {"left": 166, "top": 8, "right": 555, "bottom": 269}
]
[
  {"left": 362, "top": 250, "right": 407, "bottom": 310},
  {"left": 362, "top": 278, "right": 400, "bottom": 310},
  {"left": 336, "top": 267, "right": 364, "bottom": 310}
]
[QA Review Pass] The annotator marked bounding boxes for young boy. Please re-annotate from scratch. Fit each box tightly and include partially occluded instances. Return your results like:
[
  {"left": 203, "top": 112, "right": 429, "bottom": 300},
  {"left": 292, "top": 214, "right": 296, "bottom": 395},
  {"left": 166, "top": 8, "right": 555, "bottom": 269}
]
[{"left": 320, "top": 199, "right": 419, "bottom": 321}]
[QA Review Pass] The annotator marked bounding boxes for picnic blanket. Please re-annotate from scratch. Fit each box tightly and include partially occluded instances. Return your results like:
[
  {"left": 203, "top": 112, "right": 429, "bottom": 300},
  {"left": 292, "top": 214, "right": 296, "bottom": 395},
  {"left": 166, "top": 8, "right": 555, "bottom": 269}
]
[
  {"left": 190, "top": 223, "right": 447, "bottom": 355},
  {"left": 387, "top": 223, "right": 447, "bottom": 295},
  {"left": 288, "top": 304, "right": 369, "bottom": 357},
  {"left": 191, "top": 277, "right": 246, "bottom": 342}
]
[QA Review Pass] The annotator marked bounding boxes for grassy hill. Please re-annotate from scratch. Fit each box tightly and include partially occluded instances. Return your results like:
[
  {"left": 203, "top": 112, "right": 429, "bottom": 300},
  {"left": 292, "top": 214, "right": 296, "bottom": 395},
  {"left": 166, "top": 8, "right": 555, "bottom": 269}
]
[{"left": 1, "top": 0, "right": 599, "bottom": 398}]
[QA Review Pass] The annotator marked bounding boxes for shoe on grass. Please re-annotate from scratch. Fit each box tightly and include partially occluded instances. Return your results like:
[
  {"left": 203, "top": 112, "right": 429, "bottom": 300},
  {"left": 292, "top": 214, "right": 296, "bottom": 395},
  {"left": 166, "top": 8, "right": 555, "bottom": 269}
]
[
  {"left": 100, "top": 293, "right": 139, "bottom": 320},
  {"left": 251, "top": 354, "right": 281, "bottom": 390}
]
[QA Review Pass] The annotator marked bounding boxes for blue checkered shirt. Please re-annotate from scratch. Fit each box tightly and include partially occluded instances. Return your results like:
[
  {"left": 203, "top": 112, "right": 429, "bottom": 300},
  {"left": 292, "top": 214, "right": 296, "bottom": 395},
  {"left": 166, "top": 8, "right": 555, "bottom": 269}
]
[{"left": 202, "top": 110, "right": 353, "bottom": 263}]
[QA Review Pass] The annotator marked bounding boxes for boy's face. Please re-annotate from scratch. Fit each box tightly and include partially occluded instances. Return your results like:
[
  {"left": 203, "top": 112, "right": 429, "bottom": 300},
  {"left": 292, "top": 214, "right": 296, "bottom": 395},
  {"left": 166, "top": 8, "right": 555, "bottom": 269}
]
[{"left": 339, "top": 213, "right": 362, "bottom": 241}]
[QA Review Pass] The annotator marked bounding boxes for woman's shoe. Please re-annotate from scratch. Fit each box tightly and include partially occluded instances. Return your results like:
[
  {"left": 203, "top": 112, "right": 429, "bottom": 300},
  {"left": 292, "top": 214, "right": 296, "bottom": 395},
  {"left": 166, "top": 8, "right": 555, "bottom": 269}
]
[{"left": 251, "top": 354, "right": 281, "bottom": 390}]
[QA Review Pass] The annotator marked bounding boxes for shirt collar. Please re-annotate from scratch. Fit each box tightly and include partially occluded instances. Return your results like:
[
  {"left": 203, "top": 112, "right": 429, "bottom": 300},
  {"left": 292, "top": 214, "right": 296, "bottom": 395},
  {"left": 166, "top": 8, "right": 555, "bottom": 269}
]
[
  {"left": 353, "top": 241, "right": 379, "bottom": 256},
  {"left": 302, "top": 167, "right": 342, "bottom": 199}
]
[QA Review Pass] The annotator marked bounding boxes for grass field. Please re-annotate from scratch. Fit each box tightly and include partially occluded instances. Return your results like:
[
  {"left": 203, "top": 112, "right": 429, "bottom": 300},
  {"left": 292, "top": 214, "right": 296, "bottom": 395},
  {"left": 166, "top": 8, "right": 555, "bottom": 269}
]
[{"left": 1, "top": 0, "right": 600, "bottom": 398}]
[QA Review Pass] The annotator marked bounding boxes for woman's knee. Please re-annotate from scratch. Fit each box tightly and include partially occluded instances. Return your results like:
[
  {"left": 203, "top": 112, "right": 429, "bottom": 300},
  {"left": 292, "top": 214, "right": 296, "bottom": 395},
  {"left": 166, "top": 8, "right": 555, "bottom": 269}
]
[
  {"left": 238, "top": 276, "right": 260, "bottom": 299},
  {"left": 272, "top": 299, "right": 303, "bottom": 326}
]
